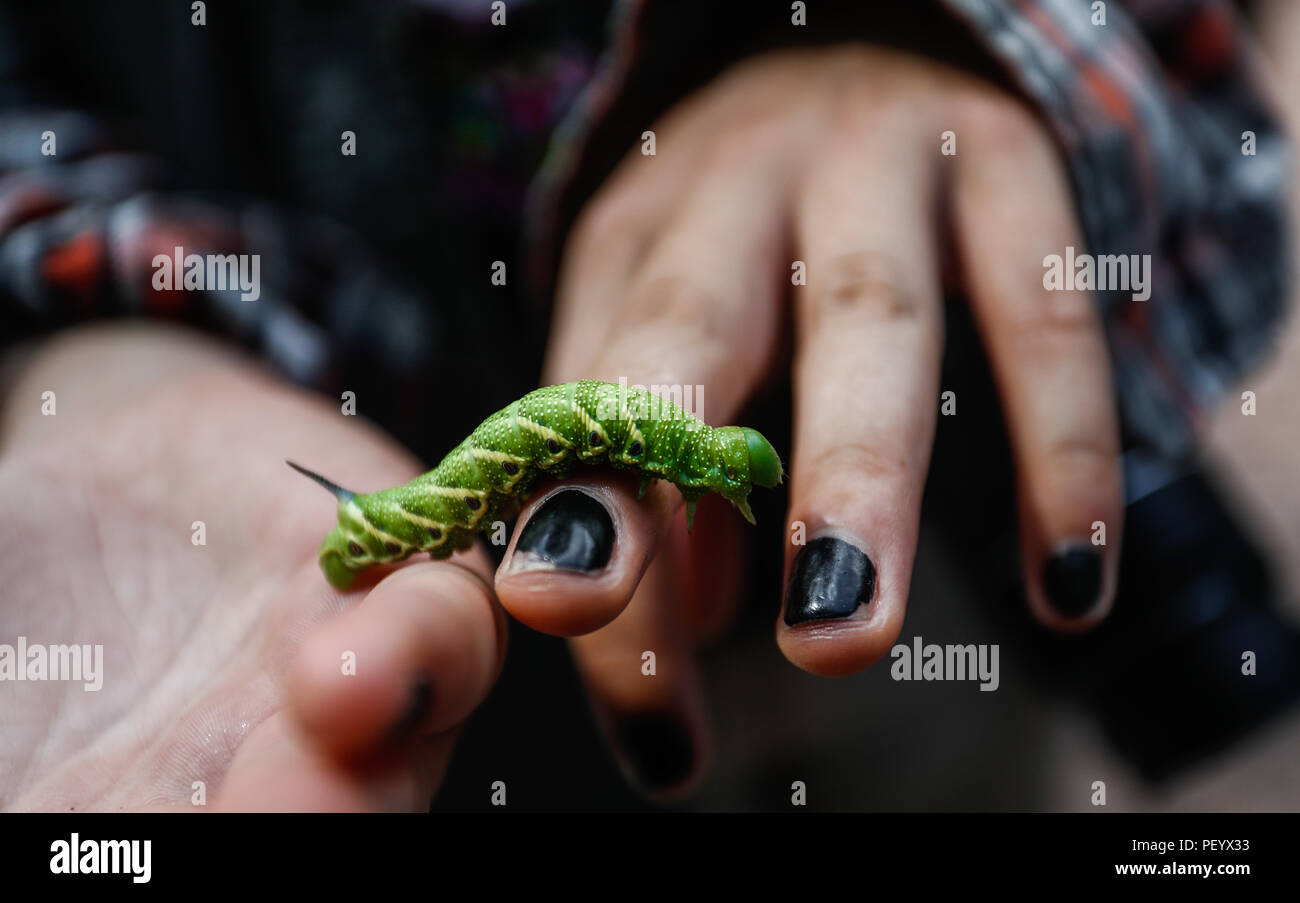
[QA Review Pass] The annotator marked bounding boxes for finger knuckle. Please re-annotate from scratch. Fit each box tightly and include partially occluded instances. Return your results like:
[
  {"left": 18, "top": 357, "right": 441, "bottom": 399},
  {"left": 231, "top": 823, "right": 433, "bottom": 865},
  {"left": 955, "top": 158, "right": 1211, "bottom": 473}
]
[
  {"left": 1017, "top": 290, "right": 1099, "bottom": 343},
  {"left": 604, "top": 274, "right": 735, "bottom": 374},
  {"left": 806, "top": 250, "right": 927, "bottom": 328},
  {"left": 960, "top": 89, "right": 1050, "bottom": 158},
  {"left": 827, "top": 84, "right": 909, "bottom": 143},
  {"left": 569, "top": 190, "right": 646, "bottom": 258},
  {"left": 804, "top": 440, "right": 911, "bottom": 486},
  {"left": 1042, "top": 433, "right": 1119, "bottom": 483},
  {"left": 623, "top": 274, "right": 728, "bottom": 340},
  {"left": 700, "top": 114, "right": 787, "bottom": 170}
]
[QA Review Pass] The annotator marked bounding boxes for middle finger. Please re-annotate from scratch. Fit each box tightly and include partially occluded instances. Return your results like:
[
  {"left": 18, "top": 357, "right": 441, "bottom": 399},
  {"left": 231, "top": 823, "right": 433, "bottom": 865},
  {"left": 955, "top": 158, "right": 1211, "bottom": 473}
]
[{"left": 779, "top": 101, "right": 944, "bottom": 676}]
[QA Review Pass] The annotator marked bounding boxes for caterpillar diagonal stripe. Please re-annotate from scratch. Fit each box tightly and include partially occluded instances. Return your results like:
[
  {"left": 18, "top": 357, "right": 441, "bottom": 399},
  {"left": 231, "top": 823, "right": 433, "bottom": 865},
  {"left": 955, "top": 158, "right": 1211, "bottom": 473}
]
[{"left": 290, "top": 380, "right": 784, "bottom": 589}]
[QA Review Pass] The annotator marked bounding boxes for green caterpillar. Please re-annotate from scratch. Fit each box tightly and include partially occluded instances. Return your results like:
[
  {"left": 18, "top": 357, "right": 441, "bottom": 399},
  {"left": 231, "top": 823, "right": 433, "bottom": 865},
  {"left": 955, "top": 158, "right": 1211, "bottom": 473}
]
[{"left": 290, "top": 380, "right": 783, "bottom": 589}]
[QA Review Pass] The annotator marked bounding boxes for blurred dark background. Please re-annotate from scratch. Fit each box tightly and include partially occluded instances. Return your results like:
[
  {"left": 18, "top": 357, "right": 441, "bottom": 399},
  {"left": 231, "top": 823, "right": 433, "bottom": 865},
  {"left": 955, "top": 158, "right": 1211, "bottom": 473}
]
[{"left": 2, "top": 0, "right": 1298, "bottom": 810}]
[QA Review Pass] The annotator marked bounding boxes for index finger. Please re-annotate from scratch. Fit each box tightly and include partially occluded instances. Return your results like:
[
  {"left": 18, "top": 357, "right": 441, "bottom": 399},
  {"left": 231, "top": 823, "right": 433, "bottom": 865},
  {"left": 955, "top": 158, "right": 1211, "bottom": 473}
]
[{"left": 495, "top": 131, "right": 789, "bottom": 633}]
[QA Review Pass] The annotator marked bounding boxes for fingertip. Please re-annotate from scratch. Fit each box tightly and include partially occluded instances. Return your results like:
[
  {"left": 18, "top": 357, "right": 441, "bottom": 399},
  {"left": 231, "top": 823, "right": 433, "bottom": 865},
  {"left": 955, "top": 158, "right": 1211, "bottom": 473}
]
[
  {"left": 495, "top": 477, "right": 665, "bottom": 635},
  {"left": 608, "top": 707, "right": 711, "bottom": 802},
  {"left": 1017, "top": 487, "right": 1122, "bottom": 633},
  {"left": 777, "top": 605, "right": 905, "bottom": 677},
  {"left": 289, "top": 559, "right": 504, "bottom": 761},
  {"left": 286, "top": 604, "right": 408, "bottom": 760},
  {"left": 775, "top": 530, "right": 904, "bottom": 677},
  {"left": 1025, "top": 540, "right": 1118, "bottom": 633}
]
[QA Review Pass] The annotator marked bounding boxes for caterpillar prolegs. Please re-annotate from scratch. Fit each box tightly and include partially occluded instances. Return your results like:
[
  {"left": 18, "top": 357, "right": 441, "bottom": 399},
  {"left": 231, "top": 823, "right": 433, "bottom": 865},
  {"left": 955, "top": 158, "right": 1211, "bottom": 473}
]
[{"left": 290, "top": 380, "right": 784, "bottom": 589}]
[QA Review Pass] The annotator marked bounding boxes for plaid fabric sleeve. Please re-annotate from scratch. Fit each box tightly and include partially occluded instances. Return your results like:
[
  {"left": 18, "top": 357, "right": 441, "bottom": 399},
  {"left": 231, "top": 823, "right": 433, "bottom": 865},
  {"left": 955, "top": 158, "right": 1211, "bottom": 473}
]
[
  {"left": 525, "top": 0, "right": 1290, "bottom": 459},
  {"left": 0, "top": 0, "right": 592, "bottom": 431},
  {"left": 0, "top": 106, "right": 440, "bottom": 394}
]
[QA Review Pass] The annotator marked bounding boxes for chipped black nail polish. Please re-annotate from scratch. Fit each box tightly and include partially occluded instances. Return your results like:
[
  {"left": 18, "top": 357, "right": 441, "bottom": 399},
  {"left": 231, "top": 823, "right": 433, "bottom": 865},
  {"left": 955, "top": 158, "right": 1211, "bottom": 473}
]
[
  {"left": 614, "top": 711, "right": 695, "bottom": 793},
  {"left": 515, "top": 489, "right": 614, "bottom": 573},
  {"left": 1042, "top": 543, "right": 1103, "bottom": 617},
  {"left": 783, "top": 536, "right": 876, "bottom": 626}
]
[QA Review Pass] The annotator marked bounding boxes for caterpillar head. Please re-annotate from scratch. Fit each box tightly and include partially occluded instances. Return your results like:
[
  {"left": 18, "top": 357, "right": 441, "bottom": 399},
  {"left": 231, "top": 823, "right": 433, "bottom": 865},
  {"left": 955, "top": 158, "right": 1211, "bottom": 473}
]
[
  {"left": 710, "top": 427, "right": 784, "bottom": 528},
  {"left": 716, "top": 426, "right": 783, "bottom": 489},
  {"left": 742, "top": 427, "right": 783, "bottom": 489}
]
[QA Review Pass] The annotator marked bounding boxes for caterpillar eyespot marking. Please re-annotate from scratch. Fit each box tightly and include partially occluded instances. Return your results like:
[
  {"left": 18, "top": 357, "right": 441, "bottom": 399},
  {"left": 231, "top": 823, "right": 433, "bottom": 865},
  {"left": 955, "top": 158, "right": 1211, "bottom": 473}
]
[{"left": 290, "top": 380, "right": 784, "bottom": 589}]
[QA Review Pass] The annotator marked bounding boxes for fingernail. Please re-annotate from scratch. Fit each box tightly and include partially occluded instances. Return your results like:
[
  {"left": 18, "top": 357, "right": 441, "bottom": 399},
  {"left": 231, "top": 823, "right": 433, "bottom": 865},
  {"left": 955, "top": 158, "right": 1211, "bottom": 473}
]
[
  {"left": 614, "top": 711, "right": 695, "bottom": 794},
  {"left": 514, "top": 489, "right": 614, "bottom": 573},
  {"left": 783, "top": 536, "right": 876, "bottom": 626},
  {"left": 388, "top": 676, "right": 433, "bottom": 744},
  {"left": 1042, "top": 543, "right": 1104, "bottom": 617}
]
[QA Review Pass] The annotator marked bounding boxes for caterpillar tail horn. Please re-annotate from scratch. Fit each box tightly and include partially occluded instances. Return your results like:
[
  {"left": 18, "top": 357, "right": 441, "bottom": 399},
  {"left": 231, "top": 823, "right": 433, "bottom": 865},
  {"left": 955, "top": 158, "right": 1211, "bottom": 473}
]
[{"left": 286, "top": 460, "right": 356, "bottom": 503}]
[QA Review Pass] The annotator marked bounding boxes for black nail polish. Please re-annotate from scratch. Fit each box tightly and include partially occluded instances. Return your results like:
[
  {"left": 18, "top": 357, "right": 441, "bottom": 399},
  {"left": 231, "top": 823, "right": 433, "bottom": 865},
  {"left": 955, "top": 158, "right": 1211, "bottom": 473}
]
[
  {"left": 784, "top": 536, "right": 876, "bottom": 626},
  {"left": 614, "top": 711, "right": 695, "bottom": 793},
  {"left": 515, "top": 490, "right": 614, "bottom": 573},
  {"left": 1042, "top": 544, "right": 1103, "bottom": 617},
  {"left": 388, "top": 677, "right": 433, "bottom": 743}
]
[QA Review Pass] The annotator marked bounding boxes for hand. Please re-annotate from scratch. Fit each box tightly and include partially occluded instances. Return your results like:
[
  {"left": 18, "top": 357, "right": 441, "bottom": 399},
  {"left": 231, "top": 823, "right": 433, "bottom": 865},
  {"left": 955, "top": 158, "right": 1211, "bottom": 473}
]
[
  {"left": 493, "top": 46, "right": 1122, "bottom": 795},
  {"left": 0, "top": 323, "right": 506, "bottom": 811},
  {"left": 1205, "top": 0, "right": 1300, "bottom": 607}
]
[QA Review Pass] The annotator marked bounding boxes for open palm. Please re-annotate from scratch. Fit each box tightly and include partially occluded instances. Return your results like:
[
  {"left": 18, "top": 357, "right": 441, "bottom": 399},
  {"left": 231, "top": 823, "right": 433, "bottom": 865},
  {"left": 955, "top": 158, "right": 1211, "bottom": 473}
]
[{"left": 0, "top": 323, "right": 505, "bottom": 811}]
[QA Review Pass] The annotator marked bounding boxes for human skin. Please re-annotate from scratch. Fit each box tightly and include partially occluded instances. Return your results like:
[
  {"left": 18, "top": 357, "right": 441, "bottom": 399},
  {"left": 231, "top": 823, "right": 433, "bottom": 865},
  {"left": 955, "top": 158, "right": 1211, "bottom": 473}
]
[
  {"left": 1204, "top": 0, "right": 1300, "bottom": 620},
  {"left": 496, "top": 45, "right": 1123, "bottom": 796},
  {"left": 0, "top": 324, "right": 507, "bottom": 811},
  {"left": 0, "top": 45, "right": 1124, "bottom": 809}
]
